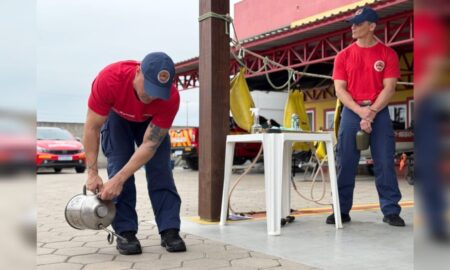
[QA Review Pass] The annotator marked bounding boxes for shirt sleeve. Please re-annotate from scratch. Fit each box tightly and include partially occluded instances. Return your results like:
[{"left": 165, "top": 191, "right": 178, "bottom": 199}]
[
  {"left": 384, "top": 48, "right": 401, "bottom": 79},
  {"left": 151, "top": 85, "right": 180, "bottom": 129},
  {"left": 87, "top": 70, "right": 115, "bottom": 116},
  {"left": 332, "top": 52, "right": 348, "bottom": 81}
]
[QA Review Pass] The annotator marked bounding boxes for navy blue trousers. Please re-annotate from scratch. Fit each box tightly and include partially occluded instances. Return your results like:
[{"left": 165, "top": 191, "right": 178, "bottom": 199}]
[
  {"left": 336, "top": 107, "right": 402, "bottom": 216},
  {"left": 101, "top": 111, "right": 181, "bottom": 234},
  {"left": 415, "top": 95, "right": 447, "bottom": 234}
]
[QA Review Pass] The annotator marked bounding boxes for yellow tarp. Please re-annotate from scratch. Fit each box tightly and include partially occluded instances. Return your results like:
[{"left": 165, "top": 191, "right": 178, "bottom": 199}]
[
  {"left": 230, "top": 68, "right": 255, "bottom": 132},
  {"left": 315, "top": 99, "right": 343, "bottom": 160},
  {"left": 283, "top": 90, "right": 311, "bottom": 152}
]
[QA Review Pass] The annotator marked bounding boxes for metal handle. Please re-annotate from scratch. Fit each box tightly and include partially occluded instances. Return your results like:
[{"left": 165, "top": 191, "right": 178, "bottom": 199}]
[
  {"left": 98, "top": 225, "right": 127, "bottom": 244},
  {"left": 83, "top": 185, "right": 99, "bottom": 196}
]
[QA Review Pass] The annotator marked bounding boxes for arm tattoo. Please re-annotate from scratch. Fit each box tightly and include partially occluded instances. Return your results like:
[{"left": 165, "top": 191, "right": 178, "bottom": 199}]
[{"left": 147, "top": 123, "right": 165, "bottom": 149}]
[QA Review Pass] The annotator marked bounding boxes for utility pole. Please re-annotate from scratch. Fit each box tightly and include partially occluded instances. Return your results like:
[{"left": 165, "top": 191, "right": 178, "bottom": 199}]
[{"left": 198, "top": 0, "right": 230, "bottom": 221}]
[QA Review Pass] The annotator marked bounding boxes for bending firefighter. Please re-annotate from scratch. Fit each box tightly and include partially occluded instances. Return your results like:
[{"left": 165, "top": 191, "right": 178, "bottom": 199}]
[
  {"left": 327, "top": 7, "right": 405, "bottom": 227},
  {"left": 83, "top": 52, "right": 187, "bottom": 255}
]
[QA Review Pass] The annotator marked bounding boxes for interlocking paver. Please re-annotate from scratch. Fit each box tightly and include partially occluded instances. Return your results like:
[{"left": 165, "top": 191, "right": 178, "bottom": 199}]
[
  {"left": 36, "top": 254, "right": 68, "bottom": 265},
  {"left": 182, "top": 258, "right": 230, "bottom": 269},
  {"left": 267, "top": 259, "right": 318, "bottom": 270},
  {"left": 205, "top": 250, "right": 250, "bottom": 260},
  {"left": 54, "top": 247, "right": 99, "bottom": 256},
  {"left": 37, "top": 247, "right": 55, "bottom": 255},
  {"left": 67, "top": 254, "right": 114, "bottom": 264},
  {"left": 231, "top": 257, "right": 280, "bottom": 269},
  {"left": 36, "top": 263, "right": 83, "bottom": 270},
  {"left": 83, "top": 261, "right": 133, "bottom": 270},
  {"left": 160, "top": 250, "right": 205, "bottom": 262},
  {"left": 215, "top": 266, "right": 256, "bottom": 270},
  {"left": 44, "top": 241, "right": 85, "bottom": 249},
  {"left": 114, "top": 253, "right": 160, "bottom": 262},
  {"left": 83, "top": 240, "right": 114, "bottom": 248},
  {"left": 38, "top": 168, "right": 412, "bottom": 270},
  {"left": 133, "top": 259, "right": 182, "bottom": 270}
]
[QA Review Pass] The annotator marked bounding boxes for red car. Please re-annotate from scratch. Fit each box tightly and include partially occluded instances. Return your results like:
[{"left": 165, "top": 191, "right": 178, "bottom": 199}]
[
  {"left": 0, "top": 117, "right": 34, "bottom": 174},
  {"left": 36, "top": 127, "right": 86, "bottom": 173}
]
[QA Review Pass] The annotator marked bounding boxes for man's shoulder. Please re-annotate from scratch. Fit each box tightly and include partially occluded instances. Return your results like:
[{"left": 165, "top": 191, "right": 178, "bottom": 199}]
[
  {"left": 168, "top": 84, "right": 180, "bottom": 105},
  {"left": 336, "top": 43, "right": 356, "bottom": 57},
  {"left": 102, "top": 60, "right": 139, "bottom": 74}
]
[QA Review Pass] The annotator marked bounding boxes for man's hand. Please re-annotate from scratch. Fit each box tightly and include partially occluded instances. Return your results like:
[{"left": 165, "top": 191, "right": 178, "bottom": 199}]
[
  {"left": 86, "top": 172, "right": 104, "bottom": 194},
  {"left": 360, "top": 119, "right": 372, "bottom": 134},
  {"left": 358, "top": 106, "right": 377, "bottom": 123},
  {"left": 97, "top": 178, "right": 123, "bottom": 201}
]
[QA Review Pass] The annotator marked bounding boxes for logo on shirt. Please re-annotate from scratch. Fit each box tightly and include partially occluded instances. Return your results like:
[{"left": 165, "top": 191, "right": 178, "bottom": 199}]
[
  {"left": 374, "top": 60, "right": 385, "bottom": 72},
  {"left": 157, "top": 70, "right": 171, "bottom": 84}
]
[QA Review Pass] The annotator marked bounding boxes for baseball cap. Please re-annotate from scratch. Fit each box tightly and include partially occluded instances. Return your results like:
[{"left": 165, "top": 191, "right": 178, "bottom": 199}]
[
  {"left": 141, "top": 52, "right": 175, "bottom": 101},
  {"left": 346, "top": 7, "right": 379, "bottom": 24}
]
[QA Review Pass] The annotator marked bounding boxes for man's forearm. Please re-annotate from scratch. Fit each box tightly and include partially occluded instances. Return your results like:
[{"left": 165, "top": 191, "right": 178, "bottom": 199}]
[
  {"left": 84, "top": 127, "right": 101, "bottom": 174},
  {"left": 335, "top": 87, "right": 361, "bottom": 115},
  {"left": 371, "top": 87, "right": 395, "bottom": 112}
]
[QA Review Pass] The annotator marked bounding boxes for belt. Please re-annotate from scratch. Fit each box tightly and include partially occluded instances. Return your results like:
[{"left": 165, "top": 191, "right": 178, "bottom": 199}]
[{"left": 356, "top": 100, "right": 372, "bottom": 106}]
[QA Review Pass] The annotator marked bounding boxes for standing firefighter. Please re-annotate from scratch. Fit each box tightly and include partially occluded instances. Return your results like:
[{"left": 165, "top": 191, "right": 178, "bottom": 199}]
[
  {"left": 327, "top": 7, "right": 405, "bottom": 226},
  {"left": 84, "top": 52, "right": 187, "bottom": 255}
]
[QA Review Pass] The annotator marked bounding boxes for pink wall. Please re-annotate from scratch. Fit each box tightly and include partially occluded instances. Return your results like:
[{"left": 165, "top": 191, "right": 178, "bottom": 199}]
[{"left": 234, "top": 0, "right": 361, "bottom": 39}]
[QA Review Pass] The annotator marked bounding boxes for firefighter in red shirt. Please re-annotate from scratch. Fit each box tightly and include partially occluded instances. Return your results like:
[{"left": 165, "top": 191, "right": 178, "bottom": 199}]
[
  {"left": 84, "top": 52, "right": 186, "bottom": 255},
  {"left": 328, "top": 7, "right": 405, "bottom": 227}
]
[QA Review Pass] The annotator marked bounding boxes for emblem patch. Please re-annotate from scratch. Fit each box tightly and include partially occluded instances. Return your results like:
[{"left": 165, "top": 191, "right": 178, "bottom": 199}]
[
  {"left": 374, "top": 60, "right": 385, "bottom": 72},
  {"left": 355, "top": 8, "right": 364, "bottom": 15},
  {"left": 157, "top": 70, "right": 171, "bottom": 84}
]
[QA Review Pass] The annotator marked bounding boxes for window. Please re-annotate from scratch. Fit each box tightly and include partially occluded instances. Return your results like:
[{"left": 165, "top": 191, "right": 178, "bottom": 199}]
[
  {"left": 325, "top": 110, "right": 335, "bottom": 130},
  {"left": 388, "top": 104, "right": 407, "bottom": 130},
  {"left": 306, "top": 109, "right": 315, "bottom": 131}
]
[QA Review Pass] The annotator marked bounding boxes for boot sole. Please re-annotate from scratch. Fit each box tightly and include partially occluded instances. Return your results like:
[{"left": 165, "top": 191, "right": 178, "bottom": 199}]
[
  {"left": 383, "top": 218, "right": 405, "bottom": 227},
  {"left": 326, "top": 217, "right": 351, "bottom": 224},
  {"left": 116, "top": 246, "right": 142, "bottom": 255},
  {"left": 161, "top": 241, "right": 187, "bottom": 252}
]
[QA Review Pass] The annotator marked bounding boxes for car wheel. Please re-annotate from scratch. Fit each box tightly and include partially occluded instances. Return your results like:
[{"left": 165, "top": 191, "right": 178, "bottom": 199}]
[
  {"left": 54, "top": 168, "right": 62, "bottom": 173},
  {"left": 75, "top": 166, "right": 86, "bottom": 173},
  {"left": 233, "top": 157, "right": 247, "bottom": 165},
  {"left": 185, "top": 157, "right": 198, "bottom": 171}
]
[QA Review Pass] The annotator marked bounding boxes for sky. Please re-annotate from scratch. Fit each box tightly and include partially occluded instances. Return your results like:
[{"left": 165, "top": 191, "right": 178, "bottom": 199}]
[{"left": 0, "top": 0, "right": 240, "bottom": 125}]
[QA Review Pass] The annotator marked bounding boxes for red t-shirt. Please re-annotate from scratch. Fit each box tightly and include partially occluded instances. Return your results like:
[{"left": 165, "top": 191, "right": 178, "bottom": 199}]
[
  {"left": 414, "top": 11, "right": 447, "bottom": 85},
  {"left": 332, "top": 42, "right": 400, "bottom": 103},
  {"left": 88, "top": 60, "right": 180, "bottom": 129}
]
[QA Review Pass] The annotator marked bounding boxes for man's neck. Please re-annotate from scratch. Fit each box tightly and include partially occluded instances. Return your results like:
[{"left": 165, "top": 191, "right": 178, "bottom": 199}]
[{"left": 356, "top": 36, "right": 378, "bottom": 48}]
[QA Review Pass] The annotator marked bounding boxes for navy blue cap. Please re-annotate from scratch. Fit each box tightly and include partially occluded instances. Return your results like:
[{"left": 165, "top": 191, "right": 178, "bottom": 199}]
[
  {"left": 346, "top": 7, "right": 379, "bottom": 24},
  {"left": 141, "top": 52, "right": 175, "bottom": 101}
]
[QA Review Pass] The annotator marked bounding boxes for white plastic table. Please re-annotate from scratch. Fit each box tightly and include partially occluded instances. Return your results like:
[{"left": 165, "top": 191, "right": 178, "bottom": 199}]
[{"left": 219, "top": 132, "right": 343, "bottom": 235}]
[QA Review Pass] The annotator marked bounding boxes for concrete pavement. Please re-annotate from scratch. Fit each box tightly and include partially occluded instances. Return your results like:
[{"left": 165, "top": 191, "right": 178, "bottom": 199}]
[{"left": 37, "top": 167, "right": 413, "bottom": 270}]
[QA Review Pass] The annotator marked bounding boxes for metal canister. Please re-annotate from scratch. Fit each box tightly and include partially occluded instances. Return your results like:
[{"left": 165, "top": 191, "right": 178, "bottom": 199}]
[
  {"left": 291, "top": 113, "right": 299, "bottom": 130},
  {"left": 65, "top": 186, "right": 116, "bottom": 230},
  {"left": 356, "top": 130, "right": 370, "bottom": 151}
]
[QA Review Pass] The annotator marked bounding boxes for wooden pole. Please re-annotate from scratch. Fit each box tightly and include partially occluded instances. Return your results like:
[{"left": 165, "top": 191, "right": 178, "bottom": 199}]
[{"left": 198, "top": 0, "right": 230, "bottom": 221}]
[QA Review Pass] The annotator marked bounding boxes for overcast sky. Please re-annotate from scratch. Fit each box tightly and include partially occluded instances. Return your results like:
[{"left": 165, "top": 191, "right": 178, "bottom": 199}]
[{"left": 0, "top": 0, "right": 240, "bottom": 125}]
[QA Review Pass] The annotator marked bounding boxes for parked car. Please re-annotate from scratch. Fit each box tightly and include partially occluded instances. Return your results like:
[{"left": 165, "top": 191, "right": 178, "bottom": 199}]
[
  {"left": 0, "top": 117, "right": 34, "bottom": 174},
  {"left": 36, "top": 127, "right": 86, "bottom": 173}
]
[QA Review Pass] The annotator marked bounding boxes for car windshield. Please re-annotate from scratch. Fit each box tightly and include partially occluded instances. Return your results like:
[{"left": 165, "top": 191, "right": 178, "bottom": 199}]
[{"left": 37, "top": 128, "right": 74, "bottom": 140}]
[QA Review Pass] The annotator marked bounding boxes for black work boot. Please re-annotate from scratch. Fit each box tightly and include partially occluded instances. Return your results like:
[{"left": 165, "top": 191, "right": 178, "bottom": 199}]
[
  {"left": 326, "top": 213, "right": 351, "bottom": 224},
  {"left": 116, "top": 231, "right": 142, "bottom": 255},
  {"left": 160, "top": 229, "right": 186, "bottom": 252},
  {"left": 383, "top": 214, "right": 405, "bottom": 227}
]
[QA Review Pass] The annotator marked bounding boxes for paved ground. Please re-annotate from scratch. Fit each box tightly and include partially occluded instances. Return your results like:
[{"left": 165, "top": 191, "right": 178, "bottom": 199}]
[{"left": 37, "top": 166, "right": 413, "bottom": 270}]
